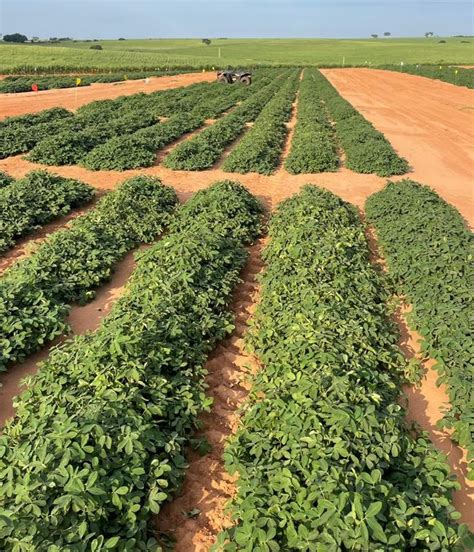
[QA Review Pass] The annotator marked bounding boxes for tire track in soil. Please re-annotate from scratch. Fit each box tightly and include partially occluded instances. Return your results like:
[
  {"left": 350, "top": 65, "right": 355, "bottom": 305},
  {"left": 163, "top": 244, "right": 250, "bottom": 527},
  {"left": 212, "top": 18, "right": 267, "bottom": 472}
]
[
  {"left": 364, "top": 220, "right": 473, "bottom": 530},
  {"left": 153, "top": 238, "right": 266, "bottom": 552}
]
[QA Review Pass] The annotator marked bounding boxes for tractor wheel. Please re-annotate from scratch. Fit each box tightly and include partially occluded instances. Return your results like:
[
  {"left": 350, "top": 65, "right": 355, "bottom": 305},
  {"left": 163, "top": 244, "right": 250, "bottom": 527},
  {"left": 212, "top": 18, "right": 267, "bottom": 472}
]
[
  {"left": 218, "top": 75, "right": 228, "bottom": 84},
  {"left": 240, "top": 75, "right": 252, "bottom": 85}
]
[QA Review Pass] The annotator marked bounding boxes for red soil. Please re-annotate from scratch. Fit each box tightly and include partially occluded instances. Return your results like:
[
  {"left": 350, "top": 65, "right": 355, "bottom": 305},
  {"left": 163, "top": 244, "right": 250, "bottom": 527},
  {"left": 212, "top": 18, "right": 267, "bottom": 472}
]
[{"left": 0, "top": 72, "right": 214, "bottom": 118}]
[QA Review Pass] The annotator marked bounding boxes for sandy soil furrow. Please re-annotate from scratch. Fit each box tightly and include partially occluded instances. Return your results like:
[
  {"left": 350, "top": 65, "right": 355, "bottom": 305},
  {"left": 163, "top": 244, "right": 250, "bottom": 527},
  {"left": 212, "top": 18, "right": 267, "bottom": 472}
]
[
  {"left": 153, "top": 239, "right": 266, "bottom": 551},
  {"left": 277, "top": 88, "right": 300, "bottom": 173},
  {"left": 0, "top": 72, "right": 214, "bottom": 118}
]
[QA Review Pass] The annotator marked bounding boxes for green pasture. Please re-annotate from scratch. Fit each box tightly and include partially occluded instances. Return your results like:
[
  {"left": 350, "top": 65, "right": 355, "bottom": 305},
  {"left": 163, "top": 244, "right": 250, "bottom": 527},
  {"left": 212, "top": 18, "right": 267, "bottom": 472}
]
[{"left": 1, "top": 37, "right": 473, "bottom": 73}]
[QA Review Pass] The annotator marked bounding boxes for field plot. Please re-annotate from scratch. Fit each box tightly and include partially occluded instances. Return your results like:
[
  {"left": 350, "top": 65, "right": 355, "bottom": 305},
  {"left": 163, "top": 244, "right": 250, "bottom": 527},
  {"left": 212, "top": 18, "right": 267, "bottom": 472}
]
[{"left": 0, "top": 64, "right": 472, "bottom": 550}]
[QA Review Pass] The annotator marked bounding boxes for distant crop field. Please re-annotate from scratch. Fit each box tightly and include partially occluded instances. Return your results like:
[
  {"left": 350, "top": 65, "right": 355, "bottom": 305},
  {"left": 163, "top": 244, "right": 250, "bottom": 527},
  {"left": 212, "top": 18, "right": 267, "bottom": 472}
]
[{"left": 1, "top": 37, "right": 473, "bottom": 73}]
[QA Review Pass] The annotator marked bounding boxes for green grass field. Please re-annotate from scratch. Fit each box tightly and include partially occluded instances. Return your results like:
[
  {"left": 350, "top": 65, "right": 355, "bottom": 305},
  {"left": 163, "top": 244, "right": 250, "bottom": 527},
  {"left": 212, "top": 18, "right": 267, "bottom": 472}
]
[{"left": 1, "top": 37, "right": 473, "bottom": 73}]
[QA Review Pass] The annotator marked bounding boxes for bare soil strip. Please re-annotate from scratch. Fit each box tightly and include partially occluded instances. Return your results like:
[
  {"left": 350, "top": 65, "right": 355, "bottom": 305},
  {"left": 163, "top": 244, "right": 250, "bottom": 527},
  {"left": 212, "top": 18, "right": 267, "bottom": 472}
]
[
  {"left": 321, "top": 68, "right": 474, "bottom": 226},
  {"left": 0, "top": 72, "right": 214, "bottom": 118},
  {"left": 153, "top": 239, "right": 266, "bottom": 551},
  {"left": 0, "top": 247, "right": 140, "bottom": 428}
]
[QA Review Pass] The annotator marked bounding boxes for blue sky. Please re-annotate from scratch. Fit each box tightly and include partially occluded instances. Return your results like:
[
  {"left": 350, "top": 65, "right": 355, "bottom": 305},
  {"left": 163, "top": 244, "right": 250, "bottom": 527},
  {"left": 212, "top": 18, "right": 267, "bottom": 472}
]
[{"left": 1, "top": 0, "right": 473, "bottom": 39}]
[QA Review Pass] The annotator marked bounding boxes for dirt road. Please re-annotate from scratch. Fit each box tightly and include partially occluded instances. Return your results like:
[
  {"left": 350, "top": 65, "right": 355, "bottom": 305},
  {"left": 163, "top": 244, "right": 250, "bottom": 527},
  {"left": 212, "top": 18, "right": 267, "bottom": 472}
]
[
  {"left": 0, "top": 71, "right": 214, "bottom": 118},
  {"left": 322, "top": 68, "right": 474, "bottom": 225}
]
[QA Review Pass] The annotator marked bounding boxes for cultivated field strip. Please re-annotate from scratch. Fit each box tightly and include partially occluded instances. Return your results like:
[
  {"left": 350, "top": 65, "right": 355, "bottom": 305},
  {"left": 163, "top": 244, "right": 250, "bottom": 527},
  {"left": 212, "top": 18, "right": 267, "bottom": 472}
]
[
  {"left": 0, "top": 181, "right": 264, "bottom": 550},
  {"left": 0, "top": 79, "right": 230, "bottom": 160},
  {"left": 81, "top": 71, "right": 276, "bottom": 171},
  {"left": 214, "top": 186, "right": 471, "bottom": 550},
  {"left": 0, "top": 70, "right": 189, "bottom": 94},
  {"left": 0, "top": 176, "right": 177, "bottom": 374},
  {"left": 222, "top": 69, "right": 300, "bottom": 175},
  {"left": 163, "top": 70, "right": 292, "bottom": 170},
  {"left": 0, "top": 170, "right": 94, "bottom": 255},
  {"left": 154, "top": 238, "right": 265, "bottom": 550},
  {"left": 285, "top": 67, "right": 339, "bottom": 174},
  {"left": 366, "top": 180, "right": 474, "bottom": 481},
  {"left": 314, "top": 70, "right": 409, "bottom": 177}
]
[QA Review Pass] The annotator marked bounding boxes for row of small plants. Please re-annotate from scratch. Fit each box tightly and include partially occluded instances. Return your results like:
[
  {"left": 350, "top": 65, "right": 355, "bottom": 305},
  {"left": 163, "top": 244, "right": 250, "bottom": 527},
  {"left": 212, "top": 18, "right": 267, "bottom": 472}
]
[
  {"left": 366, "top": 180, "right": 473, "bottom": 481},
  {"left": 80, "top": 72, "right": 275, "bottom": 170},
  {"left": 0, "top": 71, "right": 278, "bottom": 164},
  {"left": 0, "top": 80, "right": 223, "bottom": 160},
  {"left": 162, "top": 70, "right": 291, "bottom": 170},
  {"left": 0, "top": 170, "right": 94, "bottom": 254},
  {"left": 0, "top": 69, "right": 275, "bottom": 164},
  {"left": 285, "top": 67, "right": 339, "bottom": 174},
  {"left": 0, "top": 181, "right": 264, "bottom": 551},
  {"left": 0, "top": 84, "right": 211, "bottom": 164},
  {"left": 25, "top": 81, "right": 230, "bottom": 165},
  {"left": 314, "top": 70, "right": 409, "bottom": 177},
  {"left": 0, "top": 71, "right": 187, "bottom": 94},
  {"left": 0, "top": 176, "right": 177, "bottom": 374},
  {"left": 0, "top": 107, "right": 74, "bottom": 158},
  {"left": 222, "top": 69, "right": 300, "bottom": 175},
  {"left": 215, "top": 185, "right": 472, "bottom": 551},
  {"left": 378, "top": 65, "right": 473, "bottom": 89}
]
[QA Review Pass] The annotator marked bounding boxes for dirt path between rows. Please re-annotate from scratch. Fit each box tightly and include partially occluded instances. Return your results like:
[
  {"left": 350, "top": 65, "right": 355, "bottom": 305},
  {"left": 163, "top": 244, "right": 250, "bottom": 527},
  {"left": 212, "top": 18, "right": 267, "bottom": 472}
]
[
  {"left": 321, "top": 68, "right": 474, "bottom": 226},
  {"left": 0, "top": 72, "right": 214, "bottom": 118},
  {"left": 154, "top": 240, "right": 265, "bottom": 551}
]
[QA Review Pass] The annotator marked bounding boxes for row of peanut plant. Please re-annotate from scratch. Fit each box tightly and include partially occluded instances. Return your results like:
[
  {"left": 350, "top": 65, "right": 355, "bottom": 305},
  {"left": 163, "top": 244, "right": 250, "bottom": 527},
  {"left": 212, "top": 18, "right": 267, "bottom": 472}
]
[
  {"left": 215, "top": 185, "right": 472, "bottom": 551},
  {"left": 0, "top": 70, "right": 187, "bottom": 93},
  {"left": 0, "top": 70, "right": 278, "bottom": 163},
  {"left": 0, "top": 176, "right": 177, "bottom": 373},
  {"left": 26, "top": 82, "right": 245, "bottom": 167},
  {"left": 314, "top": 70, "right": 409, "bottom": 176},
  {"left": 163, "top": 70, "right": 291, "bottom": 170},
  {"left": 222, "top": 69, "right": 300, "bottom": 174},
  {"left": 81, "top": 71, "right": 276, "bottom": 170},
  {"left": 366, "top": 180, "right": 473, "bottom": 481},
  {"left": 0, "top": 170, "right": 94, "bottom": 254},
  {"left": 284, "top": 67, "right": 339, "bottom": 174},
  {"left": 0, "top": 181, "right": 264, "bottom": 551}
]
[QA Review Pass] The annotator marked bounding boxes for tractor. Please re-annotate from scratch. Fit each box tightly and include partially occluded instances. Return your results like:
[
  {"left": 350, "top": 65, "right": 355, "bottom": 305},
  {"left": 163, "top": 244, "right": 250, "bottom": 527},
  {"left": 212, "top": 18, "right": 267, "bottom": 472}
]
[{"left": 217, "top": 70, "right": 252, "bottom": 85}]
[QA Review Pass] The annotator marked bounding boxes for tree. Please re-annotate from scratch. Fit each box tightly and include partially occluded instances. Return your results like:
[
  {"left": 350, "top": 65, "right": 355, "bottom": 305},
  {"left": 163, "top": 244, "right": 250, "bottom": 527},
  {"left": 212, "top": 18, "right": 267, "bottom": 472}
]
[
  {"left": 118, "top": 37, "right": 126, "bottom": 40},
  {"left": 202, "top": 38, "right": 211, "bottom": 45},
  {"left": 3, "top": 33, "right": 28, "bottom": 43},
  {"left": 90, "top": 44, "right": 103, "bottom": 50},
  {"left": 425, "top": 31, "right": 434, "bottom": 37},
  {"left": 31, "top": 36, "right": 40, "bottom": 42},
  {"left": 371, "top": 34, "right": 378, "bottom": 39},
  {"left": 383, "top": 32, "right": 391, "bottom": 37}
]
